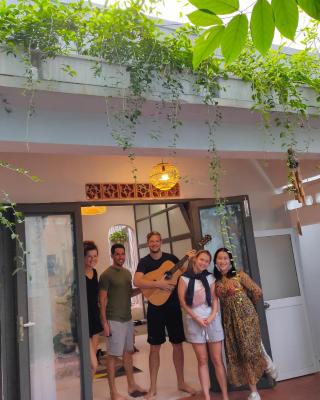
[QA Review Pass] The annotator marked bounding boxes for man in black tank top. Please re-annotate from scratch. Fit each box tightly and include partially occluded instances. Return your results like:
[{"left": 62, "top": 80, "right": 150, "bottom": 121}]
[{"left": 134, "top": 231, "right": 196, "bottom": 399}]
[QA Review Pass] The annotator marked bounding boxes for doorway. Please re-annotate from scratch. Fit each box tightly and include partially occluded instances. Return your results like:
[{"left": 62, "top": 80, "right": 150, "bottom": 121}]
[{"left": 6, "top": 196, "right": 271, "bottom": 399}]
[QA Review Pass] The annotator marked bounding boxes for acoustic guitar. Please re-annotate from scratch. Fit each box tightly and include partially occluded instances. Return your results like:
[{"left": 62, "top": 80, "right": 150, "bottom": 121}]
[{"left": 141, "top": 235, "right": 212, "bottom": 306}]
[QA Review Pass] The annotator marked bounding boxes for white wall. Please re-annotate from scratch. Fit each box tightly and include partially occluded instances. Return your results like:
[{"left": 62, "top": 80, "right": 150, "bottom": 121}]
[
  {"left": 299, "top": 224, "right": 320, "bottom": 364},
  {"left": 2, "top": 150, "right": 319, "bottom": 362},
  {"left": 81, "top": 205, "right": 135, "bottom": 276},
  {"left": 0, "top": 152, "right": 297, "bottom": 231}
]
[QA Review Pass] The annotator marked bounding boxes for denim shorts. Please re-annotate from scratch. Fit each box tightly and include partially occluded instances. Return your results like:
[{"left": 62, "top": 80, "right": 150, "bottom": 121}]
[{"left": 184, "top": 313, "right": 224, "bottom": 344}]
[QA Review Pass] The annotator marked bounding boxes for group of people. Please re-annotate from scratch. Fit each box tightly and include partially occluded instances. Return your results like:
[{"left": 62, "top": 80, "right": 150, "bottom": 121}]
[{"left": 83, "top": 231, "right": 276, "bottom": 400}]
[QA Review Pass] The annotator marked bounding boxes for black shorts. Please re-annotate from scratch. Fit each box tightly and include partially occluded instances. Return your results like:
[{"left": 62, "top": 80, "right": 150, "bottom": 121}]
[{"left": 147, "top": 302, "right": 185, "bottom": 345}]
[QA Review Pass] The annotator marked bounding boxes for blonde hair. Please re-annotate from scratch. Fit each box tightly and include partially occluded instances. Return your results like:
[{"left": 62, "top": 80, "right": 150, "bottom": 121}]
[
  {"left": 195, "top": 249, "right": 212, "bottom": 262},
  {"left": 147, "top": 231, "right": 162, "bottom": 242}
]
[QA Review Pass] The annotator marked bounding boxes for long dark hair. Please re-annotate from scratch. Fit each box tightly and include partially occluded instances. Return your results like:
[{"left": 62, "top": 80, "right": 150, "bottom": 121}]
[{"left": 213, "top": 247, "right": 237, "bottom": 280}]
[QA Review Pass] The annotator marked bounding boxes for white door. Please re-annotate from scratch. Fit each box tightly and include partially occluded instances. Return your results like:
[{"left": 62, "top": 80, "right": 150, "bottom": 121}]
[{"left": 254, "top": 229, "right": 318, "bottom": 381}]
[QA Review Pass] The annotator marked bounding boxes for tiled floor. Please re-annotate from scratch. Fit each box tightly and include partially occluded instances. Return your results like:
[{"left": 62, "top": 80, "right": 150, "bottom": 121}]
[
  {"left": 93, "top": 334, "right": 320, "bottom": 400},
  {"left": 179, "top": 373, "right": 320, "bottom": 400}
]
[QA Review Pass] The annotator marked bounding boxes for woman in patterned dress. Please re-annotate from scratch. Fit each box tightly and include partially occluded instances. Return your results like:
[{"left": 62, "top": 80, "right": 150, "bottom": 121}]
[{"left": 213, "top": 248, "right": 267, "bottom": 400}]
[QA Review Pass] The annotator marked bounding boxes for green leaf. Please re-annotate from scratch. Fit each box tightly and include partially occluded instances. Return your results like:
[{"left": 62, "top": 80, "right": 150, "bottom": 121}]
[
  {"left": 221, "top": 14, "right": 248, "bottom": 64},
  {"left": 250, "top": 0, "right": 275, "bottom": 54},
  {"left": 188, "top": 0, "right": 239, "bottom": 15},
  {"left": 188, "top": 9, "right": 222, "bottom": 26},
  {"left": 193, "top": 25, "right": 225, "bottom": 68},
  {"left": 272, "top": 0, "right": 298, "bottom": 40},
  {"left": 297, "top": 0, "right": 320, "bottom": 20}
]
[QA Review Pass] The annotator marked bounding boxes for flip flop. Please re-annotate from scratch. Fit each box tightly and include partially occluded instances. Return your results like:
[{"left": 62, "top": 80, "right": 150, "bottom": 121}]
[{"left": 129, "top": 390, "right": 147, "bottom": 398}]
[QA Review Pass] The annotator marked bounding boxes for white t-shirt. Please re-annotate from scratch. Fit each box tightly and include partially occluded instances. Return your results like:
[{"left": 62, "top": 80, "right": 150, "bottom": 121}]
[{"left": 180, "top": 274, "right": 215, "bottom": 319}]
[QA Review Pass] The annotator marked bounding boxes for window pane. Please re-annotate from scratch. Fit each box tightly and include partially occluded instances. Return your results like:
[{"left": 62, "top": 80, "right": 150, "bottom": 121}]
[
  {"left": 255, "top": 235, "right": 300, "bottom": 301},
  {"left": 135, "top": 205, "right": 149, "bottom": 220},
  {"left": 137, "top": 219, "right": 151, "bottom": 244},
  {"left": 139, "top": 247, "right": 149, "bottom": 259},
  {"left": 25, "top": 215, "right": 81, "bottom": 400},
  {"left": 172, "top": 238, "right": 192, "bottom": 260},
  {"left": 150, "top": 204, "right": 166, "bottom": 214},
  {"left": 168, "top": 207, "right": 190, "bottom": 237},
  {"left": 151, "top": 214, "right": 169, "bottom": 239},
  {"left": 161, "top": 242, "right": 171, "bottom": 254},
  {"left": 199, "top": 204, "right": 246, "bottom": 270}
]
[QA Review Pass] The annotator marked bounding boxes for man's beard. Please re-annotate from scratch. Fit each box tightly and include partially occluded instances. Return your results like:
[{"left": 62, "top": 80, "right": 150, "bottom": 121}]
[
  {"left": 114, "top": 261, "right": 124, "bottom": 267},
  {"left": 150, "top": 248, "right": 160, "bottom": 254}
]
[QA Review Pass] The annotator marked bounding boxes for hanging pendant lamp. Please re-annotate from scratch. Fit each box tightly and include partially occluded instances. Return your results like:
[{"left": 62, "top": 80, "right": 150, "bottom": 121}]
[
  {"left": 81, "top": 206, "right": 107, "bottom": 216},
  {"left": 149, "top": 162, "right": 180, "bottom": 191}
]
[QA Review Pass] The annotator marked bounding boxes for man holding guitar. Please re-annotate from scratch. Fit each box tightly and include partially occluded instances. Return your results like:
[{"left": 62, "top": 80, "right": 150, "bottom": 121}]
[{"left": 133, "top": 231, "right": 196, "bottom": 399}]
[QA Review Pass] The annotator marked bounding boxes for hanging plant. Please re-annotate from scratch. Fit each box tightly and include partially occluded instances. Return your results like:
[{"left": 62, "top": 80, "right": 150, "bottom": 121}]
[
  {"left": 109, "top": 229, "right": 128, "bottom": 244},
  {"left": 0, "top": 0, "right": 319, "bottom": 240}
]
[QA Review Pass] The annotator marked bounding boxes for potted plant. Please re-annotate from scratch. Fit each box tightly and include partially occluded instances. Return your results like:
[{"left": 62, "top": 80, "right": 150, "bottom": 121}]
[{"left": 109, "top": 229, "right": 128, "bottom": 244}]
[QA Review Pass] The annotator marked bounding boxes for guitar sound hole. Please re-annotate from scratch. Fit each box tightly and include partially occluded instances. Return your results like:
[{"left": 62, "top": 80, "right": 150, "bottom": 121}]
[{"left": 164, "top": 272, "right": 172, "bottom": 280}]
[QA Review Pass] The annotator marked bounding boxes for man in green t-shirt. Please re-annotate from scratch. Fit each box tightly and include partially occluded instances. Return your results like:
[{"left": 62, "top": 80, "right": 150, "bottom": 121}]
[{"left": 99, "top": 243, "right": 146, "bottom": 400}]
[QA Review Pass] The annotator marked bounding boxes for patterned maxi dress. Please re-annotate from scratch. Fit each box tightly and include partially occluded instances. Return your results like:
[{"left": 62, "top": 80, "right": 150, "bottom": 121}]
[{"left": 215, "top": 271, "right": 267, "bottom": 386}]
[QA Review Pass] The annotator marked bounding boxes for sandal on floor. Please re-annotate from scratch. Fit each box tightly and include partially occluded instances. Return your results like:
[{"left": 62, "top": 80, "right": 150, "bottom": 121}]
[{"left": 129, "top": 390, "right": 148, "bottom": 398}]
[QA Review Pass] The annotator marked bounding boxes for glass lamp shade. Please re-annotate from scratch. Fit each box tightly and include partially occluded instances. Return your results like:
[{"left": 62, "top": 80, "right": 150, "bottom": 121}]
[
  {"left": 149, "top": 162, "right": 180, "bottom": 191},
  {"left": 286, "top": 199, "right": 302, "bottom": 211},
  {"left": 81, "top": 206, "right": 107, "bottom": 216},
  {"left": 305, "top": 195, "right": 313, "bottom": 206}
]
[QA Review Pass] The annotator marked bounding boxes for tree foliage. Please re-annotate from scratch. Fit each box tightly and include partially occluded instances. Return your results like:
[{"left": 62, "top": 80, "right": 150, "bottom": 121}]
[
  {"left": 0, "top": 0, "right": 319, "bottom": 246},
  {"left": 188, "top": 0, "right": 320, "bottom": 66}
]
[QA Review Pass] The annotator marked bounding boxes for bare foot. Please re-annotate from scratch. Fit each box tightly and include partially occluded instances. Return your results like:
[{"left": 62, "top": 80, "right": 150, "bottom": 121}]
[
  {"left": 128, "top": 384, "right": 147, "bottom": 393},
  {"left": 178, "top": 383, "right": 197, "bottom": 396},
  {"left": 111, "top": 391, "right": 128, "bottom": 400},
  {"left": 144, "top": 390, "right": 157, "bottom": 400}
]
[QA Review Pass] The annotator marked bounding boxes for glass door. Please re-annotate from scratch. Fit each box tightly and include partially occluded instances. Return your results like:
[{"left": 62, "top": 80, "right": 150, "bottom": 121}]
[
  {"left": 15, "top": 205, "right": 92, "bottom": 400},
  {"left": 187, "top": 196, "right": 272, "bottom": 390}
]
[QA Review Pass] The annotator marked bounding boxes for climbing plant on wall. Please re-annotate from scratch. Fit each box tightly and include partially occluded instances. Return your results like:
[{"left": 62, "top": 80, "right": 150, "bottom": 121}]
[{"left": 0, "top": 0, "right": 319, "bottom": 246}]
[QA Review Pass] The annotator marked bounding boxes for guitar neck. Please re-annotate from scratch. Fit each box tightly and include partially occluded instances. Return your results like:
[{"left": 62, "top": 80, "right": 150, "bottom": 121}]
[{"left": 169, "top": 255, "right": 189, "bottom": 274}]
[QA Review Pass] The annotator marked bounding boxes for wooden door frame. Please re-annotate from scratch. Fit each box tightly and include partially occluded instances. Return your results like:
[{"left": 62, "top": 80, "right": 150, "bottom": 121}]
[{"left": 5, "top": 196, "right": 271, "bottom": 397}]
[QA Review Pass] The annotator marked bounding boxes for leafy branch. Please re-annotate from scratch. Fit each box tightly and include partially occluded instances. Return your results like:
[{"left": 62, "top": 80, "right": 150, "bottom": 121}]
[{"left": 188, "top": 0, "right": 320, "bottom": 66}]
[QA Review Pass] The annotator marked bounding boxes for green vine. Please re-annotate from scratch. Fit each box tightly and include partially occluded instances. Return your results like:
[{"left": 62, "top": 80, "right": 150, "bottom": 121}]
[
  {"left": 0, "top": 164, "right": 40, "bottom": 274},
  {"left": 0, "top": 0, "right": 319, "bottom": 226},
  {"left": 0, "top": 194, "right": 27, "bottom": 275}
]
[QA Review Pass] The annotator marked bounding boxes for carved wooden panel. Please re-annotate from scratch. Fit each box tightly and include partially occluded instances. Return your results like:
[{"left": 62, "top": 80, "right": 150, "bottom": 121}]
[
  {"left": 85, "top": 183, "right": 102, "bottom": 200},
  {"left": 102, "top": 183, "right": 119, "bottom": 199},
  {"left": 85, "top": 183, "right": 180, "bottom": 200},
  {"left": 119, "top": 184, "right": 135, "bottom": 198},
  {"left": 136, "top": 183, "right": 152, "bottom": 198}
]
